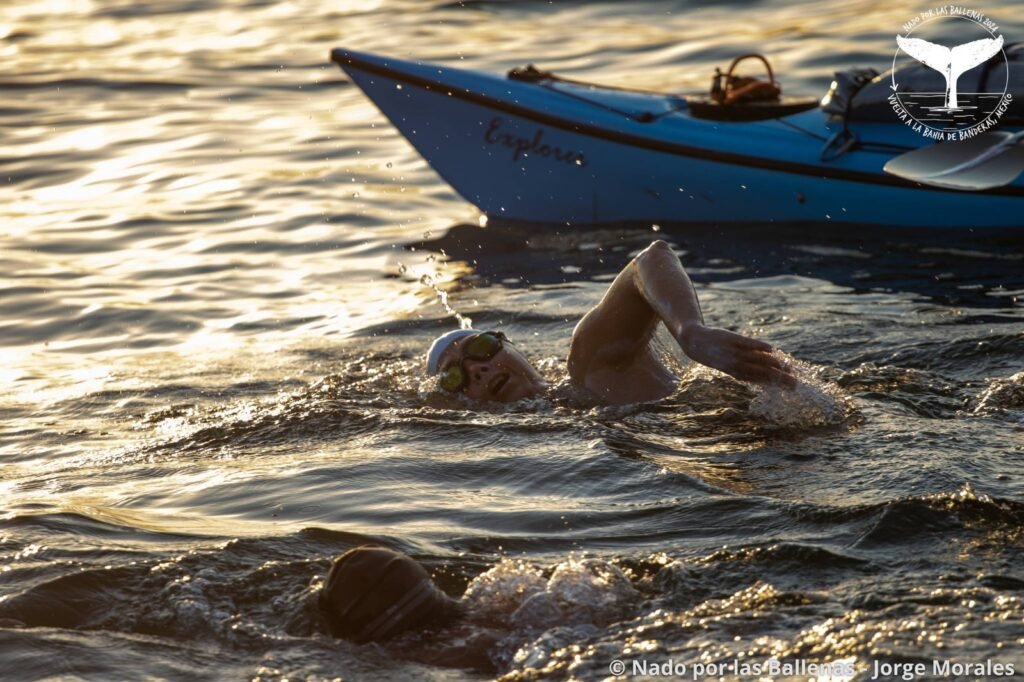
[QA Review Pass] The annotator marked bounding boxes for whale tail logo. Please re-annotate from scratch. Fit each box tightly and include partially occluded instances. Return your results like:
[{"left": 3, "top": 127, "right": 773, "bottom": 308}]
[{"left": 896, "top": 34, "right": 1004, "bottom": 110}]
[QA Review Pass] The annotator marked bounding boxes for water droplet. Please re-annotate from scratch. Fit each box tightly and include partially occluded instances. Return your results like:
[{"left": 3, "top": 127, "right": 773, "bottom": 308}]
[
  {"left": 423, "top": 230, "right": 432, "bottom": 239},
  {"left": 651, "top": 224, "right": 661, "bottom": 232},
  {"left": 398, "top": 263, "right": 407, "bottom": 274},
  {"left": 386, "top": 162, "right": 393, "bottom": 169},
  {"left": 352, "top": 192, "right": 360, "bottom": 198}
]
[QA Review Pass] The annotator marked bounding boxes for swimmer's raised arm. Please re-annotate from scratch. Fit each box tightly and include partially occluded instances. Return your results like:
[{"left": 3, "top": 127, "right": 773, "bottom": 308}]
[{"left": 568, "top": 240, "right": 794, "bottom": 397}]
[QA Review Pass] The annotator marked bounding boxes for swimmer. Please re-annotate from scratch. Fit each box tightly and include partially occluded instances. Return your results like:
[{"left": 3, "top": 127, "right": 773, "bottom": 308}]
[
  {"left": 318, "top": 546, "right": 498, "bottom": 671},
  {"left": 426, "top": 240, "right": 796, "bottom": 404},
  {"left": 319, "top": 545, "right": 461, "bottom": 643}
]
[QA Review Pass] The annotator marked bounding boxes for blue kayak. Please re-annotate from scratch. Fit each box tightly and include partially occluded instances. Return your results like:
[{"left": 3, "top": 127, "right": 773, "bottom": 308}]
[{"left": 330, "top": 48, "right": 1024, "bottom": 229}]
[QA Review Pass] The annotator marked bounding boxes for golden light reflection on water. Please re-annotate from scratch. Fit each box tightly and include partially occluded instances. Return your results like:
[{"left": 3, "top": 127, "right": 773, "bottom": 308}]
[{"left": 3, "top": 0, "right": 1022, "bottom": 442}]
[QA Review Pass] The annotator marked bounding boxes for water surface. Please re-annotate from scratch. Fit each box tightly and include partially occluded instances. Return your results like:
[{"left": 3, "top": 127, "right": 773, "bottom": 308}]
[{"left": 2, "top": 0, "right": 1023, "bottom": 679}]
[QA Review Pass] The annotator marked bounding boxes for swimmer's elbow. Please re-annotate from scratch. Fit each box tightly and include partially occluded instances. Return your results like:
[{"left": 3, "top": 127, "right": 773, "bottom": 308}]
[
  {"left": 634, "top": 240, "right": 676, "bottom": 271},
  {"left": 636, "top": 240, "right": 672, "bottom": 261}
]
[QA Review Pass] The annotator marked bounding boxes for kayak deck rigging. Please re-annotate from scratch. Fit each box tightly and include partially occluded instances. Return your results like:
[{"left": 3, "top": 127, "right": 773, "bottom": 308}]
[
  {"left": 508, "top": 60, "right": 821, "bottom": 124},
  {"left": 506, "top": 59, "right": 898, "bottom": 160}
]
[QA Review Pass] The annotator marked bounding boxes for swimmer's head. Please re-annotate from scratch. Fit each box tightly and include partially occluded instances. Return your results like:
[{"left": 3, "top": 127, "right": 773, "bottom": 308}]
[
  {"left": 426, "top": 329, "right": 547, "bottom": 402},
  {"left": 319, "top": 546, "right": 460, "bottom": 643}
]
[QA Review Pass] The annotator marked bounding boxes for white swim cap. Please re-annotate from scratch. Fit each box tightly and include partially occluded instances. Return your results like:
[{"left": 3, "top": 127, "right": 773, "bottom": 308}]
[{"left": 425, "top": 329, "right": 481, "bottom": 374}]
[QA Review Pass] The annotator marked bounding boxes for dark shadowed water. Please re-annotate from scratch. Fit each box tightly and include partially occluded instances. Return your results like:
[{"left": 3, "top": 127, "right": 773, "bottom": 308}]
[{"left": 2, "top": 0, "right": 1023, "bottom": 680}]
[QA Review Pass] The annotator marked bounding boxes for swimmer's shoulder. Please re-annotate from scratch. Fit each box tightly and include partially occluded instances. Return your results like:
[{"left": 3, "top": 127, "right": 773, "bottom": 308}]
[{"left": 567, "top": 347, "right": 676, "bottom": 406}]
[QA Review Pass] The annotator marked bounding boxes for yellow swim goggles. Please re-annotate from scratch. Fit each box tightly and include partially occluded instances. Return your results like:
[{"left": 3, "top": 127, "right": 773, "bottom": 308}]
[{"left": 438, "top": 331, "right": 508, "bottom": 393}]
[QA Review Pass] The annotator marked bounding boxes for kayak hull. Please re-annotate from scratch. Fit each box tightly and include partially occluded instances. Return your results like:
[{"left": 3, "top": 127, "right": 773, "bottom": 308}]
[{"left": 331, "top": 48, "right": 1024, "bottom": 229}]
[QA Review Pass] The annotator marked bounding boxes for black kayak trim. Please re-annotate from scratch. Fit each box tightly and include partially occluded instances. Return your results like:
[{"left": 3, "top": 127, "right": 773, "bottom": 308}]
[{"left": 331, "top": 50, "right": 1024, "bottom": 198}]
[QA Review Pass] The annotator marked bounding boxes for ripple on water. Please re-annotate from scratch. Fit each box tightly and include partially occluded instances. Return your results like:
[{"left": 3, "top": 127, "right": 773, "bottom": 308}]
[{"left": 3, "top": 0, "right": 1024, "bottom": 679}]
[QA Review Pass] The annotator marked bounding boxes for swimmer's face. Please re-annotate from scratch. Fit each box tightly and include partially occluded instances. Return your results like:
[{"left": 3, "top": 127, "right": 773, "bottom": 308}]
[{"left": 439, "top": 334, "right": 547, "bottom": 402}]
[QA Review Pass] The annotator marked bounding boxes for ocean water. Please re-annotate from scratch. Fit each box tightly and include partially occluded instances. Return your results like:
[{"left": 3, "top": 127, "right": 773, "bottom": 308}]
[{"left": 2, "top": 0, "right": 1024, "bottom": 680}]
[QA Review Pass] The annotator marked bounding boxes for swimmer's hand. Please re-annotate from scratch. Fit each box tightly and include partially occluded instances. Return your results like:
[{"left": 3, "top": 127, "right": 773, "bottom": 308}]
[{"left": 679, "top": 324, "right": 797, "bottom": 388}]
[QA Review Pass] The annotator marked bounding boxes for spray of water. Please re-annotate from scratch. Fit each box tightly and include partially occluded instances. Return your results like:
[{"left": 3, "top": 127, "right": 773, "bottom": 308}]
[
  {"left": 749, "top": 351, "right": 855, "bottom": 428},
  {"left": 422, "top": 231, "right": 473, "bottom": 327},
  {"left": 462, "top": 555, "right": 639, "bottom": 630},
  {"left": 418, "top": 272, "right": 473, "bottom": 329}
]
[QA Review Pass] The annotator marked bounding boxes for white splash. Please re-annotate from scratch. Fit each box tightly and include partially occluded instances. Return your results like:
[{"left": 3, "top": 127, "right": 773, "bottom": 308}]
[
  {"left": 463, "top": 555, "right": 639, "bottom": 631},
  {"left": 462, "top": 557, "right": 546, "bottom": 623},
  {"left": 749, "top": 352, "right": 854, "bottom": 428}
]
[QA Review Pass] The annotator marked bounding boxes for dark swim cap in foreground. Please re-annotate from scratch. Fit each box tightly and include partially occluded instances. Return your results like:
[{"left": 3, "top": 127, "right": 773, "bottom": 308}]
[{"left": 318, "top": 546, "right": 459, "bottom": 643}]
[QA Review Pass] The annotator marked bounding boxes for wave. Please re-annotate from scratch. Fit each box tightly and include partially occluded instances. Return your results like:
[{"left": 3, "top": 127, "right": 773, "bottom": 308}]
[{"left": 972, "top": 371, "right": 1024, "bottom": 414}]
